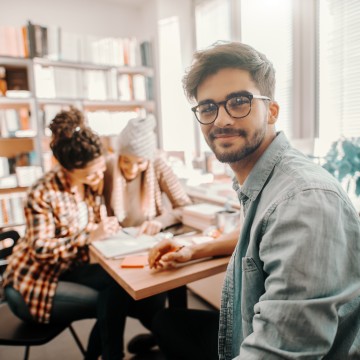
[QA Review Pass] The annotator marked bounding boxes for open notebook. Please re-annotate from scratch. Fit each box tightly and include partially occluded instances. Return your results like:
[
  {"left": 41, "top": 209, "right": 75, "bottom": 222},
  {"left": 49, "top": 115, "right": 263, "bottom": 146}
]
[{"left": 91, "top": 228, "right": 158, "bottom": 259}]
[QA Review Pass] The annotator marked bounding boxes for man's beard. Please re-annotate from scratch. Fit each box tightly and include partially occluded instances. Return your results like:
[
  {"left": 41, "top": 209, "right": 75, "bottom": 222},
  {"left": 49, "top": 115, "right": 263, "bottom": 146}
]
[{"left": 206, "top": 123, "right": 267, "bottom": 163}]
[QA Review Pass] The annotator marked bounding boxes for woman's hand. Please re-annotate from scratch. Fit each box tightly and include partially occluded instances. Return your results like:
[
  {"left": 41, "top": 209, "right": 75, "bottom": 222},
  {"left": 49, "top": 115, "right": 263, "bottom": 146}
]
[
  {"left": 88, "top": 216, "right": 120, "bottom": 243},
  {"left": 148, "top": 238, "right": 193, "bottom": 269},
  {"left": 138, "top": 220, "right": 162, "bottom": 236}
]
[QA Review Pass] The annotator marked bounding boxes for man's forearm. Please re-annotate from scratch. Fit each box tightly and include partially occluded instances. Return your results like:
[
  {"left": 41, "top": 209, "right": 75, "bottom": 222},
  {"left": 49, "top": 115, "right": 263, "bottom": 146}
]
[{"left": 191, "top": 227, "right": 239, "bottom": 260}]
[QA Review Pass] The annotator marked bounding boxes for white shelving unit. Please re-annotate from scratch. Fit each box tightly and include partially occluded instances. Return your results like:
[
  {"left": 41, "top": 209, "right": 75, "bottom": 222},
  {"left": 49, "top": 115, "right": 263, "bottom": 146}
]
[{"left": 0, "top": 53, "right": 156, "bottom": 229}]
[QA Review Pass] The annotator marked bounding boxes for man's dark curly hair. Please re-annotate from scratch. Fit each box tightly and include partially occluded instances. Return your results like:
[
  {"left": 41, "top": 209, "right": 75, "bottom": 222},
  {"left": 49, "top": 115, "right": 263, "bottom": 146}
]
[{"left": 49, "top": 107, "right": 103, "bottom": 170}]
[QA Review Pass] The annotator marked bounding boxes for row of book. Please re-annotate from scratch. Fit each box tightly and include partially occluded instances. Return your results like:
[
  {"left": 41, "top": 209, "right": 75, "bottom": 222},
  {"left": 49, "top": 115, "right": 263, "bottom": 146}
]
[
  {"left": 34, "top": 65, "right": 154, "bottom": 101},
  {"left": 86, "top": 111, "right": 139, "bottom": 137},
  {"left": 0, "top": 66, "right": 29, "bottom": 95},
  {"left": 40, "top": 105, "right": 140, "bottom": 137},
  {"left": 0, "top": 165, "right": 43, "bottom": 190},
  {"left": 0, "top": 152, "right": 38, "bottom": 176},
  {"left": 0, "top": 193, "right": 26, "bottom": 227},
  {"left": 0, "top": 21, "right": 153, "bottom": 67},
  {"left": 0, "top": 108, "right": 35, "bottom": 138}
]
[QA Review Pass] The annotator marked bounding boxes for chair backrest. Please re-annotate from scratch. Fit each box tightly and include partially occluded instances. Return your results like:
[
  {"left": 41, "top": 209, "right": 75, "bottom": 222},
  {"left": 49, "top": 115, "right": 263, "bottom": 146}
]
[
  {"left": 0, "top": 230, "right": 20, "bottom": 272},
  {"left": 0, "top": 230, "right": 20, "bottom": 301}
]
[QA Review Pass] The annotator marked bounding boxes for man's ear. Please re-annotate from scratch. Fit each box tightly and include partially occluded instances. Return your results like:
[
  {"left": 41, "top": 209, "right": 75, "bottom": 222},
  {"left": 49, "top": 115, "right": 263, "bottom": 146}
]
[{"left": 268, "top": 101, "right": 279, "bottom": 125}]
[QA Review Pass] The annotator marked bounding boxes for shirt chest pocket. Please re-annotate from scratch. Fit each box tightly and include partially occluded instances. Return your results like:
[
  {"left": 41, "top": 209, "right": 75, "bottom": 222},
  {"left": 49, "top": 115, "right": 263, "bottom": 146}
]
[{"left": 241, "top": 256, "right": 265, "bottom": 323}]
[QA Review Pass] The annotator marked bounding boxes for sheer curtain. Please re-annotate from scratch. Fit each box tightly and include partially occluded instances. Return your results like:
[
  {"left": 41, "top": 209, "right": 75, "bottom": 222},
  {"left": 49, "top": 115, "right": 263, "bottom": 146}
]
[
  {"left": 240, "top": 0, "right": 294, "bottom": 138},
  {"left": 194, "top": 0, "right": 293, "bottom": 142},
  {"left": 195, "top": 0, "right": 232, "bottom": 153}
]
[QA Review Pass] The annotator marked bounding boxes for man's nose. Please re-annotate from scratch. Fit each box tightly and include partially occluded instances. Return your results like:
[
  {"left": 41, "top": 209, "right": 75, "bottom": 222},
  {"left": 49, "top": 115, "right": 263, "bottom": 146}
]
[{"left": 214, "top": 104, "right": 235, "bottom": 127}]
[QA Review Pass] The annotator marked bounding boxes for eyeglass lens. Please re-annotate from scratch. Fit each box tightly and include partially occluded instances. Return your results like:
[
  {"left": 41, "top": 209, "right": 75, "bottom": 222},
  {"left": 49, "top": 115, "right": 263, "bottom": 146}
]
[{"left": 195, "top": 95, "right": 251, "bottom": 124}]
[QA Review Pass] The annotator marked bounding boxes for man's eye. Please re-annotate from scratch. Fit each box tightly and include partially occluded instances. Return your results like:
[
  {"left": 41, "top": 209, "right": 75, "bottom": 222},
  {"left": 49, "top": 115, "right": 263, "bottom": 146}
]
[
  {"left": 199, "top": 103, "right": 217, "bottom": 114},
  {"left": 228, "top": 96, "right": 249, "bottom": 107}
]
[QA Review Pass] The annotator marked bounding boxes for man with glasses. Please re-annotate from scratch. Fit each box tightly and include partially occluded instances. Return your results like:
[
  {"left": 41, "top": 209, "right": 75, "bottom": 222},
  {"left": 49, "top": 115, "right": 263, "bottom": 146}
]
[{"left": 151, "top": 41, "right": 360, "bottom": 359}]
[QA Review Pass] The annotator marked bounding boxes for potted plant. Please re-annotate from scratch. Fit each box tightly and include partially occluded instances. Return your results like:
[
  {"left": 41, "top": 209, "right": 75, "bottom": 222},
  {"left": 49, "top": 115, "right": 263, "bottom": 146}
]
[{"left": 322, "top": 137, "right": 360, "bottom": 208}]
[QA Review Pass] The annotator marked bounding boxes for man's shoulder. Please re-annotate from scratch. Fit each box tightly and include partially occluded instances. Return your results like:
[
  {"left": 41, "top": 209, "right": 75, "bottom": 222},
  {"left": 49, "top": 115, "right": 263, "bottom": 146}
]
[
  {"left": 276, "top": 147, "right": 341, "bottom": 193},
  {"left": 257, "top": 146, "right": 352, "bottom": 213}
]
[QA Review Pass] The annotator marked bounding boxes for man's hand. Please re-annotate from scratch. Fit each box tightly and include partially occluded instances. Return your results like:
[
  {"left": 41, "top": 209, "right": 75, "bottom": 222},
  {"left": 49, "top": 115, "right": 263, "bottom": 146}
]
[
  {"left": 138, "top": 220, "right": 162, "bottom": 236},
  {"left": 148, "top": 238, "right": 193, "bottom": 269}
]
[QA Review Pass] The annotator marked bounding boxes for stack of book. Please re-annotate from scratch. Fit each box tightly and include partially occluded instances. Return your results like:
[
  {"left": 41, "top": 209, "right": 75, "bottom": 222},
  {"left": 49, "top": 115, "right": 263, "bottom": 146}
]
[
  {"left": 0, "top": 108, "right": 35, "bottom": 137},
  {"left": 0, "top": 192, "right": 26, "bottom": 226},
  {"left": 181, "top": 203, "right": 224, "bottom": 231}
]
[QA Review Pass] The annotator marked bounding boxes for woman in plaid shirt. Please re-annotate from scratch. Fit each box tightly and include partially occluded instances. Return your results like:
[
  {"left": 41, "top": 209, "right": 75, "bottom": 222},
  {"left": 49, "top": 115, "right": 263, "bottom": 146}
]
[{"left": 3, "top": 108, "right": 166, "bottom": 359}]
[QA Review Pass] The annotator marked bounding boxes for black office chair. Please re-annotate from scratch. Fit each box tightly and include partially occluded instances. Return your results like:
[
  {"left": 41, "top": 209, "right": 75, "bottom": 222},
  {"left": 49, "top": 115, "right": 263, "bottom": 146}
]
[{"left": 0, "top": 230, "right": 86, "bottom": 360}]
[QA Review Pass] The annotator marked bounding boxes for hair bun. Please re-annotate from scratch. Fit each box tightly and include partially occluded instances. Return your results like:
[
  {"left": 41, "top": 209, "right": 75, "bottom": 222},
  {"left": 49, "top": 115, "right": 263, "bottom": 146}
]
[{"left": 49, "top": 107, "right": 86, "bottom": 140}]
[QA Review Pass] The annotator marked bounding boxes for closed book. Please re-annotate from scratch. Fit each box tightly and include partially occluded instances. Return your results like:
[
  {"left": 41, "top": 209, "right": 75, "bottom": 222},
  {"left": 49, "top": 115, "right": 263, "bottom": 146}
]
[
  {"left": 133, "top": 74, "right": 146, "bottom": 101},
  {"left": 182, "top": 203, "right": 224, "bottom": 231},
  {"left": 26, "top": 21, "right": 36, "bottom": 58},
  {"left": 0, "top": 157, "right": 10, "bottom": 177},
  {"left": 4, "top": 109, "right": 20, "bottom": 136}
]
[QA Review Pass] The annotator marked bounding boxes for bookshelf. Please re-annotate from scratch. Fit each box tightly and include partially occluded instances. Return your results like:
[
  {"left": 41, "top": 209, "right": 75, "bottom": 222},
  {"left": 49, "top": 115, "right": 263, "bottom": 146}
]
[{"left": 0, "top": 24, "right": 156, "bottom": 229}]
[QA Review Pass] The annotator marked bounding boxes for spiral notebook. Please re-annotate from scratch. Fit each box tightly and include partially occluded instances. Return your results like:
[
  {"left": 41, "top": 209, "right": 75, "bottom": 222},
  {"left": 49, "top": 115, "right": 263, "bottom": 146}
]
[{"left": 91, "top": 228, "right": 158, "bottom": 259}]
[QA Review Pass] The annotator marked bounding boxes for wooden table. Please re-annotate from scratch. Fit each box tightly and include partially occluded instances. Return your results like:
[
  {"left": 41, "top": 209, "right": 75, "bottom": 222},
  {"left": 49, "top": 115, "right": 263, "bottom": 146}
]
[{"left": 90, "top": 245, "right": 230, "bottom": 301}]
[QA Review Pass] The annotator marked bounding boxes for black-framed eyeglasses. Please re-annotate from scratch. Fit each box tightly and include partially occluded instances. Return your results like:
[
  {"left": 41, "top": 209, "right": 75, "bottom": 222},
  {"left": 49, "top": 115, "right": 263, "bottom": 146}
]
[{"left": 191, "top": 92, "right": 271, "bottom": 125}]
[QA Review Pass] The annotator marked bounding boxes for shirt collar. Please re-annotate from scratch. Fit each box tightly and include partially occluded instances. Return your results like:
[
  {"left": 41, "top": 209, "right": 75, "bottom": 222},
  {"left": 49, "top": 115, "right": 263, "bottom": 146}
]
[
  {"left": 54, "top": 165, "right": 72, "bottom": 192},
  {"left": 232, "top": 131, "right": 290, "bottom": 202}
]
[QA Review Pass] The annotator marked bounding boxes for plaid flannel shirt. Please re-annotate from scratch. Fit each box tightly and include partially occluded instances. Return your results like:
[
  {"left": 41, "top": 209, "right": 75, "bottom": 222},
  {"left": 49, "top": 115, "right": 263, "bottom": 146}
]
[{"left": 3, "top": 166, "right": 102, "bottom": 323}]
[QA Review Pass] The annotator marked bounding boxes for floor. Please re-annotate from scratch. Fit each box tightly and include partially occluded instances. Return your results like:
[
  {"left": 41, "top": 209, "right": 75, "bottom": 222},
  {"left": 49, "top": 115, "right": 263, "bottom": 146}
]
[{"left": 0, "top": 289, "right": 217, "bottom": 360}]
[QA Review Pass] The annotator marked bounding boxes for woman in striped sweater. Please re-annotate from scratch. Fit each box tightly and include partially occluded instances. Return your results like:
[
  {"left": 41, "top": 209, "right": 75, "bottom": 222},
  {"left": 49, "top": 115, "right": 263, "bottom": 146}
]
[
  {"left": 103, "top": 114, "right": 192, "bottom": 354},
  {"left": 103, "top": 115, "right": 192, "bottom": 236}
]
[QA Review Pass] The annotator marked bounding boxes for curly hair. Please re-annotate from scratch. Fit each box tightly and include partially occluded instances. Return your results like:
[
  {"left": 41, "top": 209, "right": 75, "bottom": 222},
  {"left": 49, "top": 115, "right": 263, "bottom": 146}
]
[
  {"left": 49, "top": 107, "right": 103, "bottom": 170},
  {"left": 183, "top": 41, "right": 276, "bottom": 102}
]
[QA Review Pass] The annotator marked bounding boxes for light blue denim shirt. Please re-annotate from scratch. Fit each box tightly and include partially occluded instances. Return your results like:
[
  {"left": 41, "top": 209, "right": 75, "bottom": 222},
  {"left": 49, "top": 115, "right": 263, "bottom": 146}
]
[{"left": 218, "top": 132, "right": 360, "bottom": 360}]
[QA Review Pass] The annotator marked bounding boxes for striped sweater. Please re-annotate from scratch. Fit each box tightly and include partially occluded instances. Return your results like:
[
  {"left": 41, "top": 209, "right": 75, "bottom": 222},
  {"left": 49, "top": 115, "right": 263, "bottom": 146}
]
[{"left": 103, "top": 154, "right": 192, "bottom": 229}]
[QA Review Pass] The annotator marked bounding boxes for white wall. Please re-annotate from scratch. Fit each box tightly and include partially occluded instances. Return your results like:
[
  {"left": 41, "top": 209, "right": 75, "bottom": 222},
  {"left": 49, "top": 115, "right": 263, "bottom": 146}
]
[{"left": 0, "top": 0, "right": 143, "bottom": 38}]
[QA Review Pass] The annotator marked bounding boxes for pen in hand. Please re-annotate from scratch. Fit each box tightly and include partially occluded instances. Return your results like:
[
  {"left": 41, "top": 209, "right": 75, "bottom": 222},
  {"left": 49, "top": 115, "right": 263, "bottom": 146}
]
[{"left": 174, "top": 245, "right": 185, "bottom": 253}]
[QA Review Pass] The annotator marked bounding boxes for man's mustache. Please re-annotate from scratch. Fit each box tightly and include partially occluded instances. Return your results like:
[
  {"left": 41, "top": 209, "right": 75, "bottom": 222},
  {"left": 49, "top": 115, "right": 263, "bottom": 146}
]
[{"left": 209, "top": 128, "right": 247, "bottom": 140}]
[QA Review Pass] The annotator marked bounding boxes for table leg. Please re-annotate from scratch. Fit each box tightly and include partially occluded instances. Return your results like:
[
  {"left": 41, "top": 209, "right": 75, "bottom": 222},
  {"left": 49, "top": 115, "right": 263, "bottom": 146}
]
[{"left": 167, "top": 285, "right": 187, "bottom": 308}]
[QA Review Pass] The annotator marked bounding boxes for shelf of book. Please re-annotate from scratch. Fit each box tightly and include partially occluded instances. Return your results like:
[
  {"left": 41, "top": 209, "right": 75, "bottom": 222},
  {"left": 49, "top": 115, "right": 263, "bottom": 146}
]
[
  {"left": 0, "top": 191, "right": 26, "bottom": 228},
  {"left": 0, "top": 98, "right": 33, "bottom": 109},
  {"left": 0, "top": 137, "right": 35, "bottom": 157},
  {"left": 0, "top": 186, "right": 28, "bottom": 195},
  {"left": 0, "top": 21, "right": 157, "bottom": 207},
  {"left": 0, "top": 56, "right": 32, "bottom": 67},
  {"left": 83, "top": 100, "right": 155, "bottom": 112},
  {"left": 34, "top": 57, "right": 154, "bottom": 75}
]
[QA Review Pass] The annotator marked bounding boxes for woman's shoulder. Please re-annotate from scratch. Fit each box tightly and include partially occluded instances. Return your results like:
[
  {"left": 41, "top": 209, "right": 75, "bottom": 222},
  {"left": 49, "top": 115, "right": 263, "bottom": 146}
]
[
  {"left": 26, "top": 167, "right": 64, "bottom": 204},
  {"left": 29, "top": 167, "right": 59, "bottom": 191},
  {"left": 153, "top": 156, "right": 171, "bottom": 170}
]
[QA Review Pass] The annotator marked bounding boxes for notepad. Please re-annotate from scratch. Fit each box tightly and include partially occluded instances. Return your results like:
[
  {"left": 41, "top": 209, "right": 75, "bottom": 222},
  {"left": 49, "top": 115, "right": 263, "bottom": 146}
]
[
  {"left": 91, "top": 229, "right": 158, "bottom": 259},
  {"left": 120, "top": 254, "right": 149, "bottom": 268}
]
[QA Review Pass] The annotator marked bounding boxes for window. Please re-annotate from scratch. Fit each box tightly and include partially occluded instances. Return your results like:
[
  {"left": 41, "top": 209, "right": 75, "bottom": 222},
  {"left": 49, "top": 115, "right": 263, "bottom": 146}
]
[
  {"left": 195, "top": 0, "right": 231, "bottom": 50},
  {"left": 195, "top": 0, "right": 232, "bottom": 153},
  {"left": 158, "top": 16, "right": 195, "bottom": 156},
  {"left": 318, "top": 0, "right": 360, "bottom": 144},
  {"left": 194, "top": 0, "right": 293, "bottom": 148},
  {"left": 240, "top": 0, "right": 294, "bottom": 138}
]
